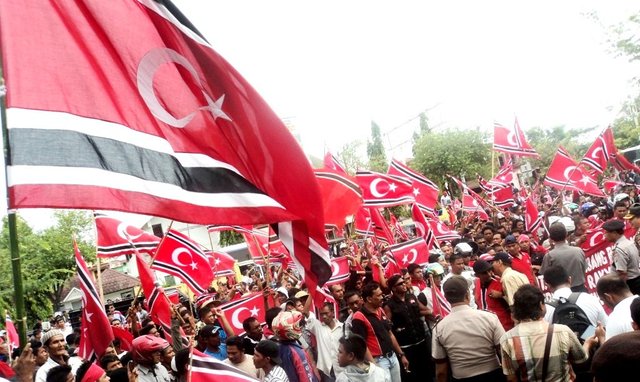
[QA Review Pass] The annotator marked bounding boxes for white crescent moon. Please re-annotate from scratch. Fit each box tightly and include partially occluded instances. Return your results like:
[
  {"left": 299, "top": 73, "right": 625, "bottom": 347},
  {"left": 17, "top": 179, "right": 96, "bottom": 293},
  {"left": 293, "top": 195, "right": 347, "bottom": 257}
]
[
  {"left": 563, "top": 165, "right": 578, "bottom": 180},
  {"left": 331, "top": 261, "right": 340, "bottom": 277},
  {"left": 117, "top": 222, "right": 142, "bottom": 241},
  {"left": 406, "top": 249, "right": 418, "bottom": 264},
  {"left": 231, "top": 307, "right": 250, "bottom": 330},
  {"left": 370, "top": 178, "right": 388, "bottom": 198},
  {"left": 171, "top": 248, "right": 192, "bottom": 267},
  {"left": 506, "top": 131, "right": 517, "bottom": 146},
  {"left": 591, "top": 147, "right": 603, "bottom": 160},
  {"left": 589, "top": 231, "right": 605, "bottom": 248}
]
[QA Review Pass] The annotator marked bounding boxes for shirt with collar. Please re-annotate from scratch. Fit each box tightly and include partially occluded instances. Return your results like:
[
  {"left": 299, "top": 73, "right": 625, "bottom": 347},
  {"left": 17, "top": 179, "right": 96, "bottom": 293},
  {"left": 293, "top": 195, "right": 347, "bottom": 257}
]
[
  {"left": 136, "top": 363, "right": 171, "bottom": 382},
  {"left": 306, "top": 316, "right": 344, "bottom": 376},
  {"left": 606, "top": 295, "right": 637, "bottom": 341}
]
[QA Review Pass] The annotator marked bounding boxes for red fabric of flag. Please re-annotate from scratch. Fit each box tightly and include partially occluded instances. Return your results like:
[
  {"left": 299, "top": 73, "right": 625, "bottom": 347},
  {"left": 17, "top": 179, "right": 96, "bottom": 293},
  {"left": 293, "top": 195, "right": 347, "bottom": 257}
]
[
  {"left": 219, "top": 292, "right": 265, "bottom": 336},
  {"left": 74, "top": 240, "right": 114, "bottom": 359},
  {"left": 544, "top": 146, "right": 604, "bottom": 197},
  {"left": 0, "top": 0, "right": 330, "bottom": 303},
  {"left": 135, "top": 253, "right": 174, "bottom": 340},
  {"left": 325, "top": 256, "right": 350, "bottom": 286},
  {"left": 388, "top": 237, "right": 430, "bottom": 267},
  {"left": 4, "top": 316, "right": 19, "bottom": 353},
  {"left": 314, "top": 168, "right": 363, "bottom": 230},
  {"left": 493, "top": 119, "right": 540, "bottom": 158},
  {"left": 95, "top": 213, "right": 160, "bottom": 257},
  {"left": 581, "top": 131, "right": 610, "bottom": 174},
  {"left": 524, "top": 196, "right": 543, "bottom": 234},
  {"left": 411, "top": 203, "right": 437, "bottom": 250},
  {"left": 323, "top": 152, "right": 348, "bottom": 175},
  {"left": 388, "top": 159, "right": 439, "bottom": 215},
  {"left": 356, "top": 171, "right": 414, "bottom": 208}
]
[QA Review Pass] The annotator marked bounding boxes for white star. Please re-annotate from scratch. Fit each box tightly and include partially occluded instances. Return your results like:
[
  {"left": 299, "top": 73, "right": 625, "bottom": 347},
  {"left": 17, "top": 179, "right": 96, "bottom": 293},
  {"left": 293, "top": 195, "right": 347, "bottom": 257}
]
[
  {"left": 402, "top": 254, "right": 409, "bottom": 264},
  {"left": 204, "top": 93, "right": 232, "bottom": 121},
  {"left": 250, "top": 306, "right": 260, "bottom": 316},
  {"left": 500, "top": 175, "right": 507, "bottom": 180},
  {"left": 389, "top": 183, "right": 397, "bottom": 192},
  {"left": 413, "top": 188, "right": 420, "bottom": 196},
  {"left": 189, "top": 261, "right": 198, "bottom": 270},
  {"left": 85, "top": 311, "right": 93, "bottom": 323},
  {"left": 214, "top": 258, "right": 221, "bottom": 266},
  {"left": 580, "top": 176, "right": 590, "bottom": 186}
]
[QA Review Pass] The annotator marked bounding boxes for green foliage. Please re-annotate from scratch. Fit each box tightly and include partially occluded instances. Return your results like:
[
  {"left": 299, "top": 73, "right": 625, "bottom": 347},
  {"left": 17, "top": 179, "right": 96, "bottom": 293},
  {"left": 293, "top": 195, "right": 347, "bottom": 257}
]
[
  {"left": 367, "top": 121, "right": 388, "bottom": 172},
  {"left": 0, "top": 211, "right": 94, "bottom": 327},
  {"left": 337, "top": 140, "right": 367, "bottom": 175},
  {"left": 411, "top": 128, "right": 492, "bottom": 188},
  {"left": 219, "top": 230, "right": 244, "bottom": 247},
  {"left": 612, "top": 97, "right": 640, "bottom": 150},
  {"left": 524, "top": 125, "right": 594, "bottom": 171}
]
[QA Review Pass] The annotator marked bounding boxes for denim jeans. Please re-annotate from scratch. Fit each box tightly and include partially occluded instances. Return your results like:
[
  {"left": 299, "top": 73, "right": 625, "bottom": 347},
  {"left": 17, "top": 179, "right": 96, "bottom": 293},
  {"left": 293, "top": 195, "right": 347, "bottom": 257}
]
[{"left": 375, "top": 353, "right": 401, "bottom": 382}]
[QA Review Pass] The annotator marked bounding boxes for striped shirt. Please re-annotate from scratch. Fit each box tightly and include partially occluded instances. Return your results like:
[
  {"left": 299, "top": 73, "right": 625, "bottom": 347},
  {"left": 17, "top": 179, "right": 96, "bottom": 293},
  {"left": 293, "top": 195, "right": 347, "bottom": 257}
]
[
  {"left": 500, "top": 320, "right": 587, "bottom": 382},
  {"left": 265, "top": 365, "right": 290, "bottom": 382}
]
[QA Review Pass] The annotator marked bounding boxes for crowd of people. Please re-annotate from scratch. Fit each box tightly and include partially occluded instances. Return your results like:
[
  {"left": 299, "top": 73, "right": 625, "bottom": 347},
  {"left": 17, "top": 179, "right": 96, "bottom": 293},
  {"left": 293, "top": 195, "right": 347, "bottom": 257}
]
[{"left": 2, "top": 180, "right": 640, "bottom": 382}]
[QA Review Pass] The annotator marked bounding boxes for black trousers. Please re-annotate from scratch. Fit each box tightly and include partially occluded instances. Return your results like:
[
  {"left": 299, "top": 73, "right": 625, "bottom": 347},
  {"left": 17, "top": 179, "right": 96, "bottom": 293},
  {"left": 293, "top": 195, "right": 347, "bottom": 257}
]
[
  {"left": 400, "top": 339, "right": 434, "bottom": 382},
  {"left": 452, "top": 368, "right": 505, "bottom": 382}
]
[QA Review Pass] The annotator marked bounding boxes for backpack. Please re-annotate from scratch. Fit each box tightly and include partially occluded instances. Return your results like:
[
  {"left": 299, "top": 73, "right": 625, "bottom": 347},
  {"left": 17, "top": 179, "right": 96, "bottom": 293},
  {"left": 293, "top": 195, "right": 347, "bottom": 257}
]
[{"left": 547, "top": 292, "right": 591, "bottom": 341}]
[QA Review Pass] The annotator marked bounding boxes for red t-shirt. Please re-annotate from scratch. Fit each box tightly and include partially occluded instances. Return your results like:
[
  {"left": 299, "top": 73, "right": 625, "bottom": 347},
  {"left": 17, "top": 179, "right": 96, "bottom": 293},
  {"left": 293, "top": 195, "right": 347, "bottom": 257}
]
[
  {"left": 474, "top": 277, "right": 514, "bottom": 331},
  {"left": 511, "top": 252, "right": 536, "bottom": 285}
]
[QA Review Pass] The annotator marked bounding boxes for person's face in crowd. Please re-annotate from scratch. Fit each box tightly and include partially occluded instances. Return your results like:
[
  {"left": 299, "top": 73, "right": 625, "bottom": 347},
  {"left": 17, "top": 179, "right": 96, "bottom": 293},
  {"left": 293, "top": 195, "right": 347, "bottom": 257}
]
[
  {"left": 392, "top": 276, "right": 407, "bottom": 295},
  {"left": 366, "top": 287, "right": 384, "bottom": 309},
  {"left": 577, "top": 217, "right": 589, "bottom": 233},
  {"left": 492, "top": 234, "right": 502, "bottom": 245},
  {"left": 462, "top": 253, "right": 471, "bottom": 266},
  {"left": 337, "top": 343, "right": 354, "bottom": 368},
  {"left": 450, "top": 257, "right": 465, "bottom": 275},
  {"left": 410, "top": 267, "right": 423, "bottom": 281},
  {"left": 441, "top": 245, "right": 453, "bottom": 257},
  {"left": 105, "top": 358, "right": 122, "bottom": 371},
  {"left": 319, "top": 306, "right": 335, "bottom": 326},
  {"left": 516, "top": 221, "right": 524, "bottom": 231},
  {"left": 55, "top": 319, "right": 65, "bottom": 329},
  {"left": 294, "top": 300, "right": 304, "bottom": 312},
  {"left": 148, "top": 326, "right": 159, "bottom": 337},
  {"left": 354, "top": 278, "right": 363, "bottom": 291},
  {"left": 161, "top": 346, "right": 174, "bottom": 365},
  {"left": 476, "top": 270, "right": 493, "bottom": 285},
  {"left": 519, "top": 238, "right": 530, "bottom": 252},
  {"left": 207, "top": 333, "right": 221, "bottom": 349},
  {"left": 506, "top": 242, "right": 520, "bottom": 257},
  {"left": 346, "top": 294, "right": 363, "bottom": 314},
  {"left": 431, "top": 273, "right": 444, "bottom": 288},
  {"left": 104, "top": 346, "right": 117, "bottom": 357},
  {"left": 604, "top": 230, "right": 620, "bottom": 243},
  {"left": 35, "top": 346, "right": 48, "bottom": 366},
  {"left": 476, "top": 238, "right": 487, "bottom": 251},
  {"left": 483, "top": 230, "right": 494, "bottom": 244},
  {"left": 491, "top": 260, "right": 504, "bottom": 276},
  {"left": 253, "top": 350, "right": 267, "bottom": 369},
  {"left": 615, "top": 205, "right": 628, "bottom": 219},
  {"left": 251, "top": 284, "right": 260, "bottom": 292},
  {"left": 403, "top": 274, "right": 412, "bottom": 287},
  {"left": 46, "top": 335, "right": 67, "bottom": 358},
  {"left": 226, "top": 345, "right": 244, "bottom": 364},
  {"left": 330, "top": 285, "right": 344, "bottom": 301},
  {"left": 111, "top": 319, "right": 121, "bottom": 328},
  {"left": 246, "top": 319, "right": 263, "bottom": 341},
  {"left": 275, "top": 292, "right": 287, "bottom": 305},
  {"left": 437, "top": 256, "right": 448, "bottom": 269}
]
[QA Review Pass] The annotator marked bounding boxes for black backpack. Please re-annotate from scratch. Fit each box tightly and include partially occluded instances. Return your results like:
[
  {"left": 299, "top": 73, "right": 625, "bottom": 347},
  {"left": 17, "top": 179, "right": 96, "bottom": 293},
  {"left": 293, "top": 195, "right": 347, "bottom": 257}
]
[{"left": 547, "top": 292, "right": 591, "bottom": 341}]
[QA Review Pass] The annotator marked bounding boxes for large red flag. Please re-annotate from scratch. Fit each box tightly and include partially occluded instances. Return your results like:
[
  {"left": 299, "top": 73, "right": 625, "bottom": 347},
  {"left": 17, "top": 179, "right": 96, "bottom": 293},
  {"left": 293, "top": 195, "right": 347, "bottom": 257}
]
[
  {"left": 207, "top": 250, "right": 236, "bottom": 278},
  {"left": 411, "top": 204, "right": 437, "bottom": 250},
  {"left": 314, "top": 168, "right": 363, "bottom": 230},
  {"left": 353, "top": 207, "right": 374, "bottom": 237},
  {"left": 368, "top": 207, "right": 396, "bottom": 244},
  {"left": 191, "top": 349, "right": 259, "bottom": 382},
  {"left": 74, "top": 240, "right": 114, "bottom": 360},
  {"left": 387, "top": 159, "right": 439, "bottom": 215},
  {"left": 95, "top": 213, "right": 160, "bottom": 257},
  {"left": 219, "top": 292, "right": 265, "bottom": 336},
  {"left": 0, "top": 0, "right": 330, "bottom": 303},
  {"left": 356, "top": 171, "right": 414, "bottom": 208},
  {"left": 427, "top": 219, "right": 461, "bottom": 242},
  {"left": 152, "top": 230, "right": 215, "bottom": 295},
  {"left": 544, "top": 146, "right": 604, "bottom": 197},
  {"left": 524, "top": 196, "right": 543, "bottom": 234},
  {"left": 493, "top": 119, "right": 539, "bottom": 158},
  {"left": 388, "top": 238, "right": 430, "bottom": 267}
]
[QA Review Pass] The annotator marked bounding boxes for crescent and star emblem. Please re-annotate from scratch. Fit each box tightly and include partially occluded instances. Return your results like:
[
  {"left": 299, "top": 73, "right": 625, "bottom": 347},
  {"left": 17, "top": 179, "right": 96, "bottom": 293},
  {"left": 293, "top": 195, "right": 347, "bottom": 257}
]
[
  {"left": 171, "top": 248, "right": 199, "bottom": 270},
  {"left": 402, "top": 249, "right": 418, "bottom": 265},
  {"left": 137, "top": 47, "right": 232, "bottom": 128},
  {"left": 331, "top": 261, "right": 340, "bottom": 277},
  {"left": 370, "top": 178, "right": 390, "bottom": 198},
  {"left": 231, "top": 306, "right": 261, "bottom": 329}
]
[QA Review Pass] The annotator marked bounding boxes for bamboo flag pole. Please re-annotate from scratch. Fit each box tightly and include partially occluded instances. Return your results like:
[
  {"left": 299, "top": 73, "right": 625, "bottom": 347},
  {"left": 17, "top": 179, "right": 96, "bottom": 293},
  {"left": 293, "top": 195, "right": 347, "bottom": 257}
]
[
  {"left": 92, "top": 213, "right": 105, "bottom": 304},
  {"left": 0, "top": 72, "right": 26, "bottom": 345}
]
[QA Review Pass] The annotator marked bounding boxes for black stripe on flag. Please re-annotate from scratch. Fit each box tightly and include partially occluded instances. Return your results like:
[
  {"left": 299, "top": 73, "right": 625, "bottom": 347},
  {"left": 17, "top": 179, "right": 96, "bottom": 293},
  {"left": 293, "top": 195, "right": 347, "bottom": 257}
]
[{"left": 10, "top": 129, "right": 264, "bottom": 195}]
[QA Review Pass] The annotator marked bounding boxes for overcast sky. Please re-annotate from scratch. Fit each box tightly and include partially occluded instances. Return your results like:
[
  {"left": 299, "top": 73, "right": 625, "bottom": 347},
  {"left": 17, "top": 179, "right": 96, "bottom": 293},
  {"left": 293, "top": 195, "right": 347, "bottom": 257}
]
[{"left": 9, "top": 0, "right": 640, "bottom": 230}]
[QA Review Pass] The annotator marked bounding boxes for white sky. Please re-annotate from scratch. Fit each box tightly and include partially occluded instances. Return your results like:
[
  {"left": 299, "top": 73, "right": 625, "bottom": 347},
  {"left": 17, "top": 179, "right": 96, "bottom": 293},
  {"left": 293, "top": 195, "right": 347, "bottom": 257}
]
[{"left": 6, "top": 0, "right": 640, "bottom": 230}]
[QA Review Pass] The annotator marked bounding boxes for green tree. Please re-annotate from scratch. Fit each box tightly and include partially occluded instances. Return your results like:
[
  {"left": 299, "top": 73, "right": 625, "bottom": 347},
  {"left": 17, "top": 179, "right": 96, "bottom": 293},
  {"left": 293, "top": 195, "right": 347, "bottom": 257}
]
[
  {"left": 337, "top": 140, "right": 366, "bottom": 175},
  {"left": 524, "top": 125, "right": 594, "bottom": 172},
  {"left": 219, "top": 230, "right": 244, "bottom": 247},
  {"left": 411, "top": 128, "right": 491, "bottom": 189},
  {"left": 367, "top": 121, "right": 388, "bottom": 172},
  {"left": 0, "top": 211, "right": 95, "bottom": 325}
]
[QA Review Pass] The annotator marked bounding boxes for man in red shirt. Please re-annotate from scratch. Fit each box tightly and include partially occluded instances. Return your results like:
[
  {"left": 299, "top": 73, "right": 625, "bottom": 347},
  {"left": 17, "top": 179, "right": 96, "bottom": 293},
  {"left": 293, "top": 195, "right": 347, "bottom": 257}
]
[
  {"left": 472, "top": 259, "right": 514, "bottom": 331},
  {"left": 504, "top": 235, "right": 535, "bottom": 285}
]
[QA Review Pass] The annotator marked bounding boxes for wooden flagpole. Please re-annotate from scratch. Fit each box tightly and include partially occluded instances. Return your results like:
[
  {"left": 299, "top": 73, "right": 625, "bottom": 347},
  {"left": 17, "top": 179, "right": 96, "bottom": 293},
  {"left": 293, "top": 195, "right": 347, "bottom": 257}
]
[
  {"left": 92, "top": 213, "right": 105, "bottom": 304},
  {"left": 0, "top": 73, "right": 26, "bottom": 346}
]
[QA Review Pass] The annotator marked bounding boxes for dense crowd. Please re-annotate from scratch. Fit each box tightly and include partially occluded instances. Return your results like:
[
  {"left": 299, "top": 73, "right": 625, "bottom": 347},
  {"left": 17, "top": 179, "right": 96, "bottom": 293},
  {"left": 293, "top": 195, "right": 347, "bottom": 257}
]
[{"left": 3, "top": 179, "right": 640, "bottom": 382}]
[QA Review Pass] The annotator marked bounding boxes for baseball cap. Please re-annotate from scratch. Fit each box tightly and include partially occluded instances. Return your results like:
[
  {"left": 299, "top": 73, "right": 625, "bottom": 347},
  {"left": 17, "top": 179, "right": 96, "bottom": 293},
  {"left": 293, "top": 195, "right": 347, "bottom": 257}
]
[
  {"left": 472, "top": 259, "right": 492, "bottom": 274},
  {"left": 602, "top": 219, "right": 625, "bottom": 232},
  {"left": 504, "top": 235, "right": 517, "bottom": 245},
  {"left": 294, "top": 290, "right": 309, "bottom": 299},
  {"left": 490, "top": 252, "right": 512, "bottom": 265},
  {"left": 624, "top": 204, "right": 640, "bottom": 220},
  {"left": 443, "top": 276, "right": 468, "bottom": 299},
  {"left": 199, "top": 325, "right": 221, "bottom": 338},
  {"left": 275, "top": 287, "right": 289, "bottom": 298},
  {"left": 255, "top": 340, "right": 282, "bottom": 365},
  {"left": 454, "top": 242, "right": 474, "bottom": 255}
]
